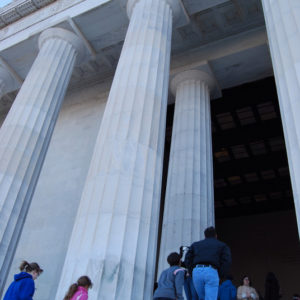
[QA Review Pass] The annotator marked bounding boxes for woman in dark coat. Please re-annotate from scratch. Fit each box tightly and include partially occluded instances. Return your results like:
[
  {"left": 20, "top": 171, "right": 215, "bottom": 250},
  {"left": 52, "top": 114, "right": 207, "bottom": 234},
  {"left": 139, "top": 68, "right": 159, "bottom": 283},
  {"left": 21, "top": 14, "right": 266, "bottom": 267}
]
[{"left": 264, "top": 272, "right": 280, "bottom": 300}]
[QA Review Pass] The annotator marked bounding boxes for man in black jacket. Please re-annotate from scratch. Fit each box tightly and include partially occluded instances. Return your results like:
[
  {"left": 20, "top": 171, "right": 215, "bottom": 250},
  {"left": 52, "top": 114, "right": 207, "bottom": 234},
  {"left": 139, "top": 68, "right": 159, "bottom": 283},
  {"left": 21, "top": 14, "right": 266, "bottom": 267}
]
[{"left": 184, "top": 227, "right": 231, "bottom": 300}]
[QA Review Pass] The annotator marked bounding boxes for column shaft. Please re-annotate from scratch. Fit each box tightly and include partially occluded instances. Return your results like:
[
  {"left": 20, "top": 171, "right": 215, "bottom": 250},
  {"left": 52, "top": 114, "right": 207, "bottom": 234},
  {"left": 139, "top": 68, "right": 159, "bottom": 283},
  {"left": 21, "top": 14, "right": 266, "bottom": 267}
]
[
  {"left": 159, "top": 77, "right": 214, "bottom": 273},
  {"left": 0, "top": 67, "right": 14, "bottom": 99},
  {"left": 55, "top": 0, "right": 173, "bottom": 299},
  {"left": 0, "top": 79, "right": 5, "bottom": 98},
  {"left": 0, "top": 28, "right": 82, "bottom": 293},
  {"left": 261, "top": 0, "right": 300, "bottom": 232}
]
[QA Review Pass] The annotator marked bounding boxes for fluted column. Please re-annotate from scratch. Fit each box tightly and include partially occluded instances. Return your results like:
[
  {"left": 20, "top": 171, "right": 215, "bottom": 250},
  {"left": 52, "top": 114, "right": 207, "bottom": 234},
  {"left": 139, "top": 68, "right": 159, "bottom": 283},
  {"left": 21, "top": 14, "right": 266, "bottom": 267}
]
[
  {"left": 158, "top": 70, "right": 215, "bottom": 273},
  {"left": 55, "top": 1, "right": 185, "bottom": 299},
  {"left": 0, "top": 79, "right": 5, "bottom": 98},
  {"left": 261, "top": 1, "right": 300, "bottom": 234},
  {"left": 0, "top": 67, "right": 14, "bottom": 98},
  {"left": 0, "top": 27, "right": 85, "bottom": 294}
]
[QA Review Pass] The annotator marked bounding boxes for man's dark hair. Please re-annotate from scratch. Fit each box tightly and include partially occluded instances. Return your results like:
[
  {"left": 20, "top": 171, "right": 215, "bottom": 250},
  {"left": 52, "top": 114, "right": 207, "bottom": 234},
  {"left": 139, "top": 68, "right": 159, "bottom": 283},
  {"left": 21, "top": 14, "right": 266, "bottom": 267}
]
[
  {"left": 167, "top": 252, "right": 181, "bottom": 266},
  {"left": 204, "top": 226, "right": 217, "bottom": 238}
]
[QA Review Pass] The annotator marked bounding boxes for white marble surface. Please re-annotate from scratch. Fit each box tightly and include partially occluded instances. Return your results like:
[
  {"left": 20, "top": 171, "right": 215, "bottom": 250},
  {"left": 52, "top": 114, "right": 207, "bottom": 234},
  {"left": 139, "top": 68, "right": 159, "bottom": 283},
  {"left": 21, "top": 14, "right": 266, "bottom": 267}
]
[
  {"left": 0, "top": 79, "right": 5, "bottom": 98},
  {"left": 158, "top": 70, "right": 215, "bottom": 274},
  {"left": 0, "top": 0, "right": 111, "bottom": 49},
  {"left": 0, "top": 27, "right": 85, "bottom": 294},
  {"left": 55, "top": 0, "right": 176, "bottom": 299},
  {"left": 0, "top": 66, "right": 14, "bottom": 97},
  {"left": 0, "top": 0, "right": 272, "bottom": 103},
  {"left": 0, "top": 0, "right": 56, "bottom": 28},
  {"left": 5, "top": 83, "right": 108, "bottom": 300},
  {"left": 261, "top": 0, "right": 300, "bottom": 234}
]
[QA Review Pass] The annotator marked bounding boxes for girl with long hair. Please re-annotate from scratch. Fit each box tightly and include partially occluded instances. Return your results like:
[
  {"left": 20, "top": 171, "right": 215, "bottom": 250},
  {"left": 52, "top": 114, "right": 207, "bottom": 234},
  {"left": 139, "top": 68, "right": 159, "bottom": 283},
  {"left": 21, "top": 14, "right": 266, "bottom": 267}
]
[
  {"left": 237, "top": 275, "right": 259, "bottom": 300},
  {"left": 64, "top": 276, "right": 93, "bottom": 300},
  {"left": 4, "top": 260, "right": 43, "bottom": 300}
]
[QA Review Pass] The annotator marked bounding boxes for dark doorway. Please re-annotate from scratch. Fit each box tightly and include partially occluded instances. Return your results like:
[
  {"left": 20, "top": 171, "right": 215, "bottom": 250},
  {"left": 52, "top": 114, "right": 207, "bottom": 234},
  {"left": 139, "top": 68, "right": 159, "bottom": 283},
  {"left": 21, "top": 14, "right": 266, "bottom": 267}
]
[
  {"left": 211, "top": 77, "right": 300, "bottom": 300},
  {"left": 156, "top": 77, "right": 300, "bottom": 299},
  {"left": 212, "top": 77, "right": 293, "bottom": 217}
]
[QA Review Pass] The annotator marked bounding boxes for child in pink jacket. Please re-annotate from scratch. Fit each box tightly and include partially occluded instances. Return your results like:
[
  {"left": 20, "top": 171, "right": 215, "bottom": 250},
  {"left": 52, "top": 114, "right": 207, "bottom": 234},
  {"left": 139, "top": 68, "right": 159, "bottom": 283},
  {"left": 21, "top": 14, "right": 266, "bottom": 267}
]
[{"left": 64, "top": 276, "right": 93, "bottom": 300}]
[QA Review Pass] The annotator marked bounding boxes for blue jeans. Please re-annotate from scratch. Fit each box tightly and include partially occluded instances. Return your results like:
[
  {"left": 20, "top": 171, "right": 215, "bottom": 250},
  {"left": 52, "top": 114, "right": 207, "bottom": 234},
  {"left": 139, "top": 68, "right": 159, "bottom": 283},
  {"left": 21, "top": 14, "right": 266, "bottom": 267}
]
[
  {"left": 192, "top": 266, "right": 219, "bottom": 300},
  {"left": 184, "top": 276, "right": 199, "bottom": 300}
]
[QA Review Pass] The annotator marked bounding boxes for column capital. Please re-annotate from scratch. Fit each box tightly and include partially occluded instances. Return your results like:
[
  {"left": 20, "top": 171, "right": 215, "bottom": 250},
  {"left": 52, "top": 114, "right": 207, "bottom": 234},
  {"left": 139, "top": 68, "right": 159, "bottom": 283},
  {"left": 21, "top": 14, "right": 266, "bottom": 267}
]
[
  {"left": 170, "top": 69, "right": 216, "bottom": 96},
  {"left": 38, "top": 27, "right": 86, "bottom": 65},
  {"left": 127, "top": 0, "right": 189, "bottom": 27}
]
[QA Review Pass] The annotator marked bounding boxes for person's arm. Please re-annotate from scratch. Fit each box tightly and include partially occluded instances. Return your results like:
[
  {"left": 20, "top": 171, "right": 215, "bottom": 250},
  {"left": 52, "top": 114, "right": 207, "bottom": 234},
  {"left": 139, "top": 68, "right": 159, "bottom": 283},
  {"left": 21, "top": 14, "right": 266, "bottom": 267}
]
[
  {"left": 237, "top": 286, "right": 243, "bottom": 300},
  {"left": 219, "top": 245, "right": 232, "bottom": 278},
  {"left": 250, "top": 288, "right": 259, "bottom": 300},
  {"left": 184, "top": 245, "right": 194, "bottom": 274},
  {"left": 19, "top": 278, "right": 35, "bottom": 300},
  {"left": 174, "top": 269, "right": 185, "bottom": 300}
]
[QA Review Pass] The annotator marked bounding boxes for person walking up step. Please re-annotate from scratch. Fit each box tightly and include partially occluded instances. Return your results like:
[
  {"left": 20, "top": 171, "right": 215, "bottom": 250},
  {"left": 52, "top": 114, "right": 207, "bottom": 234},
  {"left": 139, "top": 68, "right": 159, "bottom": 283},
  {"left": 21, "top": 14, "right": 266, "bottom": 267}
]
[{"left": 184, "top": 227, "right": 232, "bottom": 300}]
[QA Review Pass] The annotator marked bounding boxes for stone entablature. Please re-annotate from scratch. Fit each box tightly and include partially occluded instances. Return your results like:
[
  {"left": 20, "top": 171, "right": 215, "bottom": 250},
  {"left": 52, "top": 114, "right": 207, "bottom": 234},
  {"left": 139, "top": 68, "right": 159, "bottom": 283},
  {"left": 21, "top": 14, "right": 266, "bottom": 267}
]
[{"left": 0, "top": 0, "right": 56, "bottom": 28}]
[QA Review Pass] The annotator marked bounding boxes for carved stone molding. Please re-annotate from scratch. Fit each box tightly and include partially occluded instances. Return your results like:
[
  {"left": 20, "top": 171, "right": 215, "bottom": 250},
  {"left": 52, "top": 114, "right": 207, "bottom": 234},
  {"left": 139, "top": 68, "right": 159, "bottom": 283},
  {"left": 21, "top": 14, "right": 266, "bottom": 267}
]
[{"left": 0, "top": 0, "right": 56, "bottom": 28}]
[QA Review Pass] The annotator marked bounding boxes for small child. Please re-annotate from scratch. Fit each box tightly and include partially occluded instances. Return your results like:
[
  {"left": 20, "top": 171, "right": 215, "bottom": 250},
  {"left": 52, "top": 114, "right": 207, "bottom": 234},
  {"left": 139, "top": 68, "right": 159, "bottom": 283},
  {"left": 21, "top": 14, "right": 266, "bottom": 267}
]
[
  {"left": 218, "top": 275, "right": 237, "bottom": 300},
  {"left": 63, "top": 276, "right": 93, "bottom": 300},
  {"left": 154, "top": 252, "right": 185, "bottom": 300}
]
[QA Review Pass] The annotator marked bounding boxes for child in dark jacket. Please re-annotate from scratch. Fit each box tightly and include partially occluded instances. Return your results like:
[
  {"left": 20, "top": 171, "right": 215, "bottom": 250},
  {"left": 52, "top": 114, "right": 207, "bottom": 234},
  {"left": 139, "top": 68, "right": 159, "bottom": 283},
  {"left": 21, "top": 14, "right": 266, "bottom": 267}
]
[
  {"left": 154, "top": 252, "right": 185, "bottom": 300},
  {"left": 218, "top": 275, "right": 237, "bottom": 300},
  {"left": 4, "top": 260, "right": 43, "bottom": 300}
]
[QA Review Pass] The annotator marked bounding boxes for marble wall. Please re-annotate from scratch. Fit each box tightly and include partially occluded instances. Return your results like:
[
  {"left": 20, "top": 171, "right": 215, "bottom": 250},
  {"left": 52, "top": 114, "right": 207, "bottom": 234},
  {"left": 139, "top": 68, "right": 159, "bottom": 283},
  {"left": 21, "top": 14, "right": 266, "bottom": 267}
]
[{"left": 217, "top": 210, "right": 300, "bottom": 300}]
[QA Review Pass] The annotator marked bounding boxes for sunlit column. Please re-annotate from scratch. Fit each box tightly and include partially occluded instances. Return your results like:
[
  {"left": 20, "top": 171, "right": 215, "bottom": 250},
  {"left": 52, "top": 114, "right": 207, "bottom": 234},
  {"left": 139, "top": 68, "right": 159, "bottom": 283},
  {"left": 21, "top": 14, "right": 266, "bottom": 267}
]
[
  {"left": 0, "top": 67, "right": 14, "bottom": 98},
  {"left": 0, "top": 27, "right": 85, "bottom": 294},
  {"left": 159, "top": 70, "right": 215, "bottom": 273},
  {"left": 55, "top": 0, "right": 187, "bottom": 299},
  {"left": 261, "top": 0, "right": 300, "bottom": 234}
]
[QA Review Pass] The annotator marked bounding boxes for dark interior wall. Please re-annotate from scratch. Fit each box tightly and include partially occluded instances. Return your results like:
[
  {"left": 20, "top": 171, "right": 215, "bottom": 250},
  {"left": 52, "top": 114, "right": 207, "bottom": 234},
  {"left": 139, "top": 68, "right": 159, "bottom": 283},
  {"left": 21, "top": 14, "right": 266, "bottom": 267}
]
[
  {"left": 216, "top": 210, "right": 300, "bottom": 300},
  {"left": 156, "top": 77, "right": 300, "bottom": 294},
  {"left": 212, "top": 77, "right": 293, "bottom": 218}
]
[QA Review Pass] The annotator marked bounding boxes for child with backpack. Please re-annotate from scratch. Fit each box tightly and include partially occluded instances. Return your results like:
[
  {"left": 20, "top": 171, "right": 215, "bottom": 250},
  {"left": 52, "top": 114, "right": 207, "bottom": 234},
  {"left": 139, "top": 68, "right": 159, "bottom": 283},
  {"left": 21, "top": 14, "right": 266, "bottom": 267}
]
[{"left": 154, "top": 252, "right": 185, "bottom": 300}]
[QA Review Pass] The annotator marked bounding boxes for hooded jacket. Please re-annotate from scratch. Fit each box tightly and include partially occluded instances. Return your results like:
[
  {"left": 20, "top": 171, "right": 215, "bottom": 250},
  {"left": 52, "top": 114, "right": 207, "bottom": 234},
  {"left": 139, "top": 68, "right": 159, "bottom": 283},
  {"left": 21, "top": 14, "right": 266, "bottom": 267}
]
[
  {"left": 70, "top": 286, "right": 89, "bottom": 300},
  {"left": 218, "top": 280, "right": 237, "bottom": 300},
  {"left": 3, "top": 272, "right": 35, "bottom": 300}
]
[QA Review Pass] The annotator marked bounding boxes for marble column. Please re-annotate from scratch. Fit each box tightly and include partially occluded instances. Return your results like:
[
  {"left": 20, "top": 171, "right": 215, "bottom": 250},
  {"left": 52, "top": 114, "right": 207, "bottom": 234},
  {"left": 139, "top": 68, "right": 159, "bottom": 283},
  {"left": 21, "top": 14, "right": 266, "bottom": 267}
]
[
  {"left": 0, "top": 79, "right": 5, "bottom": 98},
  {"left": 158, "top": 70, "right": 215, "bottom": 273},
  {"left": 0, "top": 67, "right": 14, "bottom": 98},
  {"left": 0, "top": 27, "right": 85, "bottom": 293},
  {"left": 55, "top": 1, "right": 185, "bottom": 299},
  {"left": 261, "top": 1, "right": 300, "bottom": 234}
]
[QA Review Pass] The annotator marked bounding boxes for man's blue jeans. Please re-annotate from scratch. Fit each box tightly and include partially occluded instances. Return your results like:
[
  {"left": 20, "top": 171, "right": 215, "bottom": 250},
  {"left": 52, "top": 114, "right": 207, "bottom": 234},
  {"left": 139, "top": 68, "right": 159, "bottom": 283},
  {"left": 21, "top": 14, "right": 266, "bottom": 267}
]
[{"left": 192, "top": 266, "right": 219, "bottom": 300}]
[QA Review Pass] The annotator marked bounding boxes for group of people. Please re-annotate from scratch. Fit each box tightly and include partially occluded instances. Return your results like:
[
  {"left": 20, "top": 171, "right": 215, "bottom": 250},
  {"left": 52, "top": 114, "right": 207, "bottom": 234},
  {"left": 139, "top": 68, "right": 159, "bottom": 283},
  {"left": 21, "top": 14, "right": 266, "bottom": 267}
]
[
  {"left": 3, "top": 261, "right": 92, "bottom": 300},
  {"left": 154, "top": 226, "right": 280, "bottom": 300},
  {"left": 2, "top": 226, "right": 283, "bottom": 300},
  {"left": 154, "top": 226, "right": 231, "bottom": 300}
]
